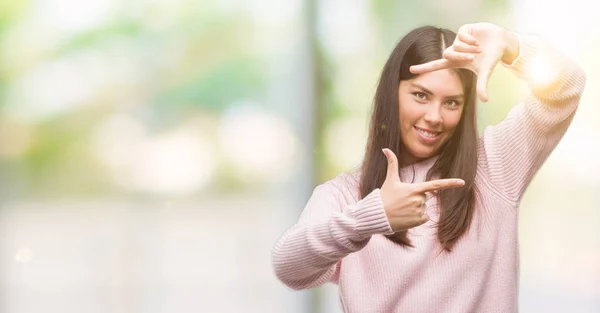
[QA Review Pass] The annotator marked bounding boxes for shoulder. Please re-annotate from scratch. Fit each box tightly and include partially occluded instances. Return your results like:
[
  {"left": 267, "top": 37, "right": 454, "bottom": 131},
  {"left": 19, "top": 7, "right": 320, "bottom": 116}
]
[{"left": 319, "top": 171, "right": 362, "bottom": 206}]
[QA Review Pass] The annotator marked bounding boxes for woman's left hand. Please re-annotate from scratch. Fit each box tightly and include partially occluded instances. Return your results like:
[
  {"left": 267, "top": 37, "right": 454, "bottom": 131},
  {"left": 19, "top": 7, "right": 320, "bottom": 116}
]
[{"left": 409, "top": 22, "right": 519, "bottom": 102}]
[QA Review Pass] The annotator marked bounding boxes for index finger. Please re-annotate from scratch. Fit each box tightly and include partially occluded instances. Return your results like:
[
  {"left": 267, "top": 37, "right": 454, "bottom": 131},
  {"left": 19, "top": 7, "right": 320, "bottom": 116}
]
[
  {"left": 413, "top": 178, "right": 465, "bottom": 193},
  {"left": 457, "top": 31, "right": 479, "bottom": 46},
  {"left": 409, "top": 59, "right": 452, "bottom": 75}
]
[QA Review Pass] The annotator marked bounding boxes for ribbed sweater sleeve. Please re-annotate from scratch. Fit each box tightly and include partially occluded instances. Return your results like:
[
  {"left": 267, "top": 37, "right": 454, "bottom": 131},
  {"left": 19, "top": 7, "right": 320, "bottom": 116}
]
[
  {"left": 479, "top": 34, "right": 586, "bottom": 204},
  {"left": 272, "top": 184, "right": 393, "bottom": 290}
]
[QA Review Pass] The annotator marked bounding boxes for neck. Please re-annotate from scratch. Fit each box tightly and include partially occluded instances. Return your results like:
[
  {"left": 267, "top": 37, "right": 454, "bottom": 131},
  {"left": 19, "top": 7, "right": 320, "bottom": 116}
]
[
  {"left": 400, "top": 155, "right": 425, "bottom": 168},
  {"left": 400, "top": 153, "right": 438, "bottom": 169}
]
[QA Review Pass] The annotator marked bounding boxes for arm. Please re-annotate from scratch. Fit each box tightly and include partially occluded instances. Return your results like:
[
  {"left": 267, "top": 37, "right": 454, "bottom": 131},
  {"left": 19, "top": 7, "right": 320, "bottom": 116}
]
[
  {"left": 272, "top": 183, "right": 393, "bottom": 290},
  {"left": 479, "top": 33, "right": 586, "bottom": 203}
]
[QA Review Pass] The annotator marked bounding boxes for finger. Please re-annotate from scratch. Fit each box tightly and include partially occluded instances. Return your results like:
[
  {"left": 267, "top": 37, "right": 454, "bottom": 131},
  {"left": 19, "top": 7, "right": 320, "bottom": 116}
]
[
  {"left": 418, "top": 212, "right": 429, "bottom": 225},
  {"left": 425, "top": 191, "right": 433, "bottom": 202},
  {"left": 476, "top": 68, "right": 492, "bottom": 102},
  {"left": 413, "top": 195, "right": 426, "bottom": 209},
  {"left": 413, "top": 178, "right": 466, "bottom": 193},
  {"left": 442, "top": 49, "right": 476, "bottom": 62},
  {"left": 457, "top": 31, "right": 479, "bottom": 46},
  {"left": 382, "top": 148, "right": 401, "bottom": 182},
  {"left": 410, "top": 59, "right": 452, "bottom": 74},
  {"left": 451, "top": 40, "right": 482, "bottom": 54}
]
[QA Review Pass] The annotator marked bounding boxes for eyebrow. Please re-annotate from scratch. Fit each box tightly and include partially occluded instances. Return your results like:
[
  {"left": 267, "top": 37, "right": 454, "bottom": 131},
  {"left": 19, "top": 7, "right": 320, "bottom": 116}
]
[{"left": 409, "top": 83, "right": 464, "bottom": 99}]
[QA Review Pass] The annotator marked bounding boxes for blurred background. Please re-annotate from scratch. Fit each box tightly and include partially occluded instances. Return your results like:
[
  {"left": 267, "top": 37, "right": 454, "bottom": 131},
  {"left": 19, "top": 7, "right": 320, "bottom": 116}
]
[{"left": 0, "top": 0, "right": 598, "bottom": 312}]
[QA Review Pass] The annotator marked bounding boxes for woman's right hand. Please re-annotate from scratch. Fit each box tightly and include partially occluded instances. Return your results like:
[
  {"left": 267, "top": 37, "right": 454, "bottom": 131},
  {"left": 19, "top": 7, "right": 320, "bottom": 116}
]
[{"left": 380, "top": 148, "right": 466, "bottom": 232}]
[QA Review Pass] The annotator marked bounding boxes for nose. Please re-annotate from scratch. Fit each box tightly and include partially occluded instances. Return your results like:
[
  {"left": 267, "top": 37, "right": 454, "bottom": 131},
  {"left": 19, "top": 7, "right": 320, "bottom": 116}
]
[{"left": 423, "top": 104, "right": 443, "bottom": 125}]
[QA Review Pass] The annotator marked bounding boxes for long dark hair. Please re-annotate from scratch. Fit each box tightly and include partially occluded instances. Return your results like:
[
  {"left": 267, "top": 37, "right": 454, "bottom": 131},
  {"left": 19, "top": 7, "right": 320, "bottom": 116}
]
[{"left": 359, "top": 26, "right": 478, "bottom": 252}]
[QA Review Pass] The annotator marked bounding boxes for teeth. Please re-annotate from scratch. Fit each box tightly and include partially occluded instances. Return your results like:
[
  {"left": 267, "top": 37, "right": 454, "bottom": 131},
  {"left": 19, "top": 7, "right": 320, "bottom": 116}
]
[{"left": 416, "top": 128, "right": 439, "bottom": 138}]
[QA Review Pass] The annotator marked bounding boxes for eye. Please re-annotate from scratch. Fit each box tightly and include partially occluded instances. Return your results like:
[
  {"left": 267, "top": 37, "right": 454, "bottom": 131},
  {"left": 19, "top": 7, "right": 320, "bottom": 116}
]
[
  {"left": 445, "top": 99, "right": 461, "bottom": 108},
  {"left": 413, "top": 92, "right": 427, "bottom": 101}
]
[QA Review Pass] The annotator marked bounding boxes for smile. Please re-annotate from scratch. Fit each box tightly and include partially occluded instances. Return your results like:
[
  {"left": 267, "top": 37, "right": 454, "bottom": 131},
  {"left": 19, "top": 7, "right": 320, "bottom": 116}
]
[{"left": 414, "top": 126, "right": 441, "bottom": 139}]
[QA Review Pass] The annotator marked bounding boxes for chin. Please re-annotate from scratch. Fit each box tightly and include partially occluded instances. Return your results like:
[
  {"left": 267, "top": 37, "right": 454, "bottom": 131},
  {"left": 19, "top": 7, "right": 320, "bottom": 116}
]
[{"left": 407, "top": 147, "right": 438, "bottom": 160}]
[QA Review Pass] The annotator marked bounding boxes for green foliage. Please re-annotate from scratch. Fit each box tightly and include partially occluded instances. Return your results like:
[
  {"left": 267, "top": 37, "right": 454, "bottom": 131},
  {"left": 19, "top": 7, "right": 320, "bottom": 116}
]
[{"left": 157, "top": 56, "right": 266, "bottom": 112}]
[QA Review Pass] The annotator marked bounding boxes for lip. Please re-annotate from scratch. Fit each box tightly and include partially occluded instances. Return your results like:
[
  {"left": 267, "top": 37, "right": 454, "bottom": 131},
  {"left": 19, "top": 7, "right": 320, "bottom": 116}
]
[{"left": 414, "top": 126, "right": 441, "bottom": 144}]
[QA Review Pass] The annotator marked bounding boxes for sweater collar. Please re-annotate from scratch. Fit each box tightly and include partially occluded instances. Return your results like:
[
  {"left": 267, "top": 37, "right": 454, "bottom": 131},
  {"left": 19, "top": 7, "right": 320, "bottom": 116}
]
[{"left": 399, "top": 156, "right": 440, "bottom": 183}]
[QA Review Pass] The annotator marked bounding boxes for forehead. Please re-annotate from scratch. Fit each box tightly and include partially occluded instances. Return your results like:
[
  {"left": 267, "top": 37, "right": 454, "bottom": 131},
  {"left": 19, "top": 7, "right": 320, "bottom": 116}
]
[{"left": 403, "top": 69, "right": 463, "bottom": 95}]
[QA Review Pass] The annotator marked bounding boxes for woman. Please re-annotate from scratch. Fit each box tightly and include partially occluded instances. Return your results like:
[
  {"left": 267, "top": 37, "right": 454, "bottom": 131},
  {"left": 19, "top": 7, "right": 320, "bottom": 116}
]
[{"left": 272, "top": 22, "right": 586, "bottom": 313}]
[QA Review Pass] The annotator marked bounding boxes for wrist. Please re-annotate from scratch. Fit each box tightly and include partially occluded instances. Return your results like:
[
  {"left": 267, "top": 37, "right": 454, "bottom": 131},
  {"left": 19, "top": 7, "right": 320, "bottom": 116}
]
[{"left": 501, "top": 30, "right": 520, "bottom": 64}]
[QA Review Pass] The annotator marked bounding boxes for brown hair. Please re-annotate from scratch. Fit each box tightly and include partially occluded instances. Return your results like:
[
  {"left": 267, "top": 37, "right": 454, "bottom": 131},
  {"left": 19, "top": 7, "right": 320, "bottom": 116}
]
[{"left": 359, "top": 26, "right": 478, "bottom": 252}]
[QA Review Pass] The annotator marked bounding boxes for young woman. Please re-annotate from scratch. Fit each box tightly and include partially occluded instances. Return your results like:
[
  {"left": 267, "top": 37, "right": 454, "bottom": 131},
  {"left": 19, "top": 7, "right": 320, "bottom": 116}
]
[{"left": 272, "top": 22, "right": 586, "bottom": 313}]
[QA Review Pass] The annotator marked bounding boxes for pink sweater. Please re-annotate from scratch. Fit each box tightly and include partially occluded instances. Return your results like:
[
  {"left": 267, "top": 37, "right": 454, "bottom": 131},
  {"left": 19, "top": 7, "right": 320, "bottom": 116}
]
[{"left": 272, "top": 34, "right": 586, "bottom": 313}]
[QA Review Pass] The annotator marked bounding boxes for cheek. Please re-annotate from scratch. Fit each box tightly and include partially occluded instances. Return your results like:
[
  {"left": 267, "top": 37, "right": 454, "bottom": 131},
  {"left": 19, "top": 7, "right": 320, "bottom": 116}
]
[
  {"left": 398, "top": 100, "right": 421, "bottom": 124},
  {"left": 443, "top": 110, "right": 463, "bottom": 132}
]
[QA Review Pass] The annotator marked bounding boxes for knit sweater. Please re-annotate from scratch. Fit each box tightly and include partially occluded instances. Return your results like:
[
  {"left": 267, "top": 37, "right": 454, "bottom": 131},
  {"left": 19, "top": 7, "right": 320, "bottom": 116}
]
[{"left": 272, "top": 34, "right": 586, "bottom": 313}]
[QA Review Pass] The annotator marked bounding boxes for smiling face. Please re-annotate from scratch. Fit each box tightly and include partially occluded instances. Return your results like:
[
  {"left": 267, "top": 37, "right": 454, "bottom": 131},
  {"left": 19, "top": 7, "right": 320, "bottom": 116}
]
[{"left": 397, "top": 69, "right": 465, "bottom": 166}]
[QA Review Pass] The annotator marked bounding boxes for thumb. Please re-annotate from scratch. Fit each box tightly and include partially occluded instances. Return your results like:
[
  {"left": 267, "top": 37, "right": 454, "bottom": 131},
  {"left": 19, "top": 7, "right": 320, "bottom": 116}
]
[
  {"left": 382, "top": 148, "right": 400, "bottom": 183},
  {"left": 476, "top": 54, "right": 501, "bottom": 103},
  {"left": 476, "top": 67, "right": 491, "bottom": 103}
]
